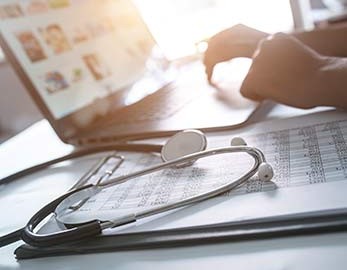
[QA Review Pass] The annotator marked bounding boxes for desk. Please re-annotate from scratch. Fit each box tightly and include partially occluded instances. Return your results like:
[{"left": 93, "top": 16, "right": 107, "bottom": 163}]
[{"left": 1, "top": 104, "right": 347, "bottom": 269}]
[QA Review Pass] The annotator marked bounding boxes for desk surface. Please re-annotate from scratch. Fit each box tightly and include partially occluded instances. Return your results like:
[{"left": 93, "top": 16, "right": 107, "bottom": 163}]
[{"left": 1, "top": 104, "right": 347, "bottom": 270}]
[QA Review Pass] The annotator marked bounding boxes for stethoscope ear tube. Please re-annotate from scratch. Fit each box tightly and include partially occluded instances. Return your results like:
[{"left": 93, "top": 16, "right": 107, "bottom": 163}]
[
  {"left": 0, "top": 228, "right": 23, "bottom": 248},
  {"left": 21, "top": 185, "right": 102, "bottom": 247}
]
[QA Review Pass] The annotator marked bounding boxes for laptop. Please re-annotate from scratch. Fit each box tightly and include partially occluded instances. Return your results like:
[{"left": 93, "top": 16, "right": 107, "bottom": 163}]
[{"left": 0, "top": 0, "right": 259, "bottom": 145}]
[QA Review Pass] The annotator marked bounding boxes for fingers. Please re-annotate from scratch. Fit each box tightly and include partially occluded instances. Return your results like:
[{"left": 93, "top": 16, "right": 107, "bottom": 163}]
[
  {"left": 205, "top": 64, "right": 214, "bottom": 82},
  {"left": 203, "top": 24, "right": 268, "bottom": 82}
]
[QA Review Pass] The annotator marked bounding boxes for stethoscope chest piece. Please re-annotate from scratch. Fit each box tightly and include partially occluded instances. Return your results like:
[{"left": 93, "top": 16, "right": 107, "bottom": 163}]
[{"left": 161, "top": 130, "right": 207, "bottom": 167}]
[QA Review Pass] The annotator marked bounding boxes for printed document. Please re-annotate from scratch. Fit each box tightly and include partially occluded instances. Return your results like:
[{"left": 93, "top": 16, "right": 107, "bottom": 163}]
[{"left": 41, "top": 110, "right": 347, "bottom": 233}]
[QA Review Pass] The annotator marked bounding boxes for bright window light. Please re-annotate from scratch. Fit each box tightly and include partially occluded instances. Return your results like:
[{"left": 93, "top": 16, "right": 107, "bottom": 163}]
[{"left": 133, "top": 0, "right": 294, "bottom": 59}]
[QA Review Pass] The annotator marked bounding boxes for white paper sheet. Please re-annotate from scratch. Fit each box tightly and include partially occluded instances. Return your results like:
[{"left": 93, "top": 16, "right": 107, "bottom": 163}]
[{"left": 41, "top": 110, "right": 347, "bottom": 234}]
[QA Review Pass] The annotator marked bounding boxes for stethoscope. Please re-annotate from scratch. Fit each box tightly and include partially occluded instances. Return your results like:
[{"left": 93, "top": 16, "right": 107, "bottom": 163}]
[{"left": 0, "top": 130, "right": 273, "bottom": 248}]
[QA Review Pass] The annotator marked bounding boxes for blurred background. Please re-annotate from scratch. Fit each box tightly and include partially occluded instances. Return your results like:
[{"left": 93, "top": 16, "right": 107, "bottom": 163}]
[{"left": 1, "top": 0, "right": 347, "bottom": 142}]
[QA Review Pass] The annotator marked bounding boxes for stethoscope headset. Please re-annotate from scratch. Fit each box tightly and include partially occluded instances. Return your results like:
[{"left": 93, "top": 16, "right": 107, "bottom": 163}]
[{"left": 0, "top": 129, "right": 273, "bottom": 248}]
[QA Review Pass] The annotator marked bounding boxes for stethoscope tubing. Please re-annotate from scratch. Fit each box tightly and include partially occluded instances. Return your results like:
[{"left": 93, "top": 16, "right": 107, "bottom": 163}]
[
  {"left": 22, "top": 185, "right": 103, "bottom": 247},
  {"left": 0, "top": 143, "right": 161, "bottom": 248},
  {"left": 0, "top": 143, "right": 162, "bottom": 185},
  {"left": 0, "top": 185, "right": 102, "bottom": 248}
]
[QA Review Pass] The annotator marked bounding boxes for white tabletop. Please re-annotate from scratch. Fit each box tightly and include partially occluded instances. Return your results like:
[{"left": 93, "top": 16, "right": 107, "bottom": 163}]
[{"left": 1, "top": 104, "right": 347, "bottom": 270}]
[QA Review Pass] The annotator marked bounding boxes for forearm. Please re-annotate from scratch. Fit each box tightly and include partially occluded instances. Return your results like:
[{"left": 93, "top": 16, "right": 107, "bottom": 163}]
[{"left": 292, "top": 25, "right": 347, "bottom": 57}]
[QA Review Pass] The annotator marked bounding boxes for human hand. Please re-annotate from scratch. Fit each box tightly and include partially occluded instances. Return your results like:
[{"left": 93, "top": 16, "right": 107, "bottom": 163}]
[
  {"left": 203, "top": 24, "right": 268, "bottom": 82},
  {"left": 240, "top": 33, "right": 331, "bottom": 109}
]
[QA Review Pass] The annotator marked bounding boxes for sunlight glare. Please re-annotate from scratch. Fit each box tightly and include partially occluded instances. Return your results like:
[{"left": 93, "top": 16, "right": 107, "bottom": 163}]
[{"left": 133, "top": 0, "right": 294, "bottom": 59}]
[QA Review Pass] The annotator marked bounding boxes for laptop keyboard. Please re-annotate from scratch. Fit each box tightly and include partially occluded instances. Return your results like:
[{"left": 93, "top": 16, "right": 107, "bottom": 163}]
[{"left": 110, "top": 81, "right": 199, "bottom": 124}]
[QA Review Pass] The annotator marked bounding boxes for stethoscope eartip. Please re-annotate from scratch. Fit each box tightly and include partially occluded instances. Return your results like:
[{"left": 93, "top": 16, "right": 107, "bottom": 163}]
[
  {"left": 257, "top": 162, "right": 274, "bottom": 181},
  {"left": 230, "top": 137, "right": 247, "bottom": 146}
]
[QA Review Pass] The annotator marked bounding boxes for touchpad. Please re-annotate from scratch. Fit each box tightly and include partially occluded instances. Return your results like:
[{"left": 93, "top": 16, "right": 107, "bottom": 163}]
[{"left": 153, "top": 58, "right": 260, "bottom": 132}]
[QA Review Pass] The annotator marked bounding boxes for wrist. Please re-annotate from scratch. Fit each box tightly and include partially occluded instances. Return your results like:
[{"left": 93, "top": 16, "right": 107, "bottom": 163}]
[{"left": 318, "top": 57, "right": 347, "bottom": 109}]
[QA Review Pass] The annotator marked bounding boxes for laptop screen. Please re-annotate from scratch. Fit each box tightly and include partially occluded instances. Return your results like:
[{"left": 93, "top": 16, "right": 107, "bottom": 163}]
[{"left": 0, "top": 0, "right": 155, "bottom": 123}]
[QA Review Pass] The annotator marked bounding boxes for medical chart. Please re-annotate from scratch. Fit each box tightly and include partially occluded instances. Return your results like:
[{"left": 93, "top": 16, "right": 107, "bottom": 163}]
[{"left": 62, "top": 110, "right": 347, "bottom": 224}]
